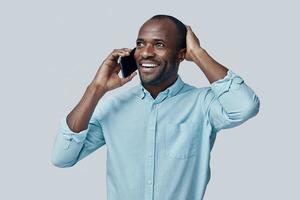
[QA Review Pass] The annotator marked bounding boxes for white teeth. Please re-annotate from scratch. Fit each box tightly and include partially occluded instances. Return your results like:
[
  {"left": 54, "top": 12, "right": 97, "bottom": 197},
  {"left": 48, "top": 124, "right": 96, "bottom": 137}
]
[{"left": 141, "top": 63, "right": 158, "bottom": 68}]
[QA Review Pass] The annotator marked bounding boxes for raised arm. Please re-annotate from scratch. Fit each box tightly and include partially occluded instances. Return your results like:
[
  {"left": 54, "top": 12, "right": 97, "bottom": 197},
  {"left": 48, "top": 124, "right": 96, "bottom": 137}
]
[
  {"left": 51, "top": 48, "right": 137, "bottom": 168},
  {"left": 184, "top": 25, "right": 260, "bottom": 131}
]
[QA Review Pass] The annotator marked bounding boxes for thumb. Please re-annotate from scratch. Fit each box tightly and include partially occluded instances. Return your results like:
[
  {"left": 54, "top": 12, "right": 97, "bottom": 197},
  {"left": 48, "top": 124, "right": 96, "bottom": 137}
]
[{"left": 120, "top": 71, "right": 137, "bottom": 85}]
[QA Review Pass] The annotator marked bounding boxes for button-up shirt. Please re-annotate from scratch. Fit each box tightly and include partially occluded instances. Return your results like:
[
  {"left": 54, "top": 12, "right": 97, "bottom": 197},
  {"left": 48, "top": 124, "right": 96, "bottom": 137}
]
[{"left": 52, "top": 70, "right": 260, "bottom": 200}]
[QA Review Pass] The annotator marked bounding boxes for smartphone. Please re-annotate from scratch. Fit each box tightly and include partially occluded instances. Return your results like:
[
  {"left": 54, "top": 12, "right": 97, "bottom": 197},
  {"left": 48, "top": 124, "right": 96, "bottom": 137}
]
[{"left": 119, "top": 48, "right": 137, "bottom": 78}]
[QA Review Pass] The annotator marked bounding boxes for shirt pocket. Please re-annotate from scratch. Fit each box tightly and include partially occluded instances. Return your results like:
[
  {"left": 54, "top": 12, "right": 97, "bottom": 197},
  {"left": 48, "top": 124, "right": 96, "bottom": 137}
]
[{"left": 164, "top": 122, "right": 200, "bottom": 159}]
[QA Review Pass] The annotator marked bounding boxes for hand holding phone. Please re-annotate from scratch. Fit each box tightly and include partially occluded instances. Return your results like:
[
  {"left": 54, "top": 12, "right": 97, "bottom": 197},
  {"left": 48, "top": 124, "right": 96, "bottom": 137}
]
[{"left": 92, "top": 48, "right": 136, "bottom": 92}]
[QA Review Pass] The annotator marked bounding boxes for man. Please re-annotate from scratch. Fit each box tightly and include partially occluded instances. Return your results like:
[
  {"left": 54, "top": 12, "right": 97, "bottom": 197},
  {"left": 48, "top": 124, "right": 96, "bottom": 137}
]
[{"left": 52, "top": 15, "right": 260, "bottom": 200}]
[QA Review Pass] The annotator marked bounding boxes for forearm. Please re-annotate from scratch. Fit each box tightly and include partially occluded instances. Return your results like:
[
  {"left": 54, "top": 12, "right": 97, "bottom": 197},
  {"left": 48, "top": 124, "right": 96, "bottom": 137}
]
[
  {"left": 52, "top": 82, "right": 107, "bottom": 167},
  {"left": 67, "top": 83, "right": 107, "bottom": 133},
  {"left": 191, "top": 47, "right": 228, "bottom": 84},
  {"left": 207, "top": 70, "right": 260, "bottom": 130}
]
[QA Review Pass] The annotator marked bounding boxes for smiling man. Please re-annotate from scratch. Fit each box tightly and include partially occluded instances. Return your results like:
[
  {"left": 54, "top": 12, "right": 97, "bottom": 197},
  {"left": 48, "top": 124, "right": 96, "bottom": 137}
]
[
  {"left": 52, "top": 15, "right": 260, "bottom": 200},
  {"left": 135, "top": 17, "right": 185, "bottom": 98}
]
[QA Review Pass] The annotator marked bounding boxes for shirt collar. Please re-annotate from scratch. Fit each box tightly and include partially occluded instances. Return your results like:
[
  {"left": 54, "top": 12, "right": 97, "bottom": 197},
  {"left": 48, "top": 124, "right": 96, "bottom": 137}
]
[{"left": 139, "top": 75, "right": 185, "bottom": 100}]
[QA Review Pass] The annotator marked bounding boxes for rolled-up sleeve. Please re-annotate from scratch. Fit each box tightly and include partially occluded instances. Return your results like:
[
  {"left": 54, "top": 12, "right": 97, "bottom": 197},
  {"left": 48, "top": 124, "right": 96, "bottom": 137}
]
[
  {"left": 203, "top": 70, "right": 260, "bottom": 132},
  {"left": 51, "top": 107, "right": 106, "bottom": 168}
]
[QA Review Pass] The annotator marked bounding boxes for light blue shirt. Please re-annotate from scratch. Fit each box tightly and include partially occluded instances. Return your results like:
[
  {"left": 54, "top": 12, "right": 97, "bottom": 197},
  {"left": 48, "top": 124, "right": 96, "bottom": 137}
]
[{"left": 52, "top": 70, "right": 260, "bottom": 200}]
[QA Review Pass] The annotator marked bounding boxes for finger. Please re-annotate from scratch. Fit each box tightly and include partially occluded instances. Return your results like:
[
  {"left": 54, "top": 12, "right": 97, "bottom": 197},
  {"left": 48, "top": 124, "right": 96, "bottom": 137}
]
[
  {"left": 114, "top": 63, "right": 121, "bottom": 73},
  {"left": 129, "top": 71, "right": 138, "bottom": 79},
  {"left": 124, "top": 71, "right": 137, "bottom": 83},
  {"left": 185, "top": 26, "right": 193, "bottom": 33},
  {"left": 120, "top": 48, "right": 132, "bottom": 52},
  {"left": 112, "top": 49, "right": 130, "bottom": 57},
  {"left": 121, "top": 71, "right": 137, "bottom": 85},
  {"left": 114, "top": 48, "right": 132, "bottom": 55},
  {"left": 112, "top": 49, "right": 132, "bottom": 64},
  {"left": 109, "top": 51, "right": 130, "bottom": 61}
]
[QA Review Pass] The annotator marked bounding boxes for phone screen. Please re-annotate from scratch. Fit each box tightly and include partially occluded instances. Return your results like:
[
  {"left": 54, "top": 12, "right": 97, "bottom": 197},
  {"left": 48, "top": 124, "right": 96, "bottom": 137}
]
[{"left": 120, "top": 48, "right": 138, "bottom": 78}]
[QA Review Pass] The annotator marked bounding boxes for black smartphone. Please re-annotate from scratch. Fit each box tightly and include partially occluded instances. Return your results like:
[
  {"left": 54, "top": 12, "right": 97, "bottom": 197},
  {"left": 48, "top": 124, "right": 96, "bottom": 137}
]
[{"left": 119, "top": 48, "right": 137, "bottom": 78}]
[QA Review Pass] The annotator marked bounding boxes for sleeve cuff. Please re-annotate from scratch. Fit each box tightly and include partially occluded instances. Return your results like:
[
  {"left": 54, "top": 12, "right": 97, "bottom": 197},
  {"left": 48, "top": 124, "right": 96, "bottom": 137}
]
[
  {"left": 60, "top": 117, "right": 88, "bottom": 143},
  {"left": 211, "top": 69, "right": 244, "bottom": 97}
]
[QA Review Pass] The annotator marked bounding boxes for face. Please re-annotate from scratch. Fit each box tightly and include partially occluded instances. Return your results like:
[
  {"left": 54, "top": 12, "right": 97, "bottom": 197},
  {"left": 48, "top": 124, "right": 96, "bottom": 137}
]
[{"left": 134, "top": 19, "right": 184, "bottom": 86}]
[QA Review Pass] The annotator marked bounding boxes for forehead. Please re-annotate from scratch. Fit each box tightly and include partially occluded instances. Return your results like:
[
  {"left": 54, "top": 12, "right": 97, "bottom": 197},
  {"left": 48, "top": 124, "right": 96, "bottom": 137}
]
[{"left": 137, "top": 19, "right": 177, "bottom": 42}]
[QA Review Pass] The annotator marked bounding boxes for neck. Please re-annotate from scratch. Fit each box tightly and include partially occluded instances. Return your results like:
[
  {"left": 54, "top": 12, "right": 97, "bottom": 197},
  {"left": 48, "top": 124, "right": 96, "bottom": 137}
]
[{"left": 142, "top": 75, "right": 178, "bottom": 99}]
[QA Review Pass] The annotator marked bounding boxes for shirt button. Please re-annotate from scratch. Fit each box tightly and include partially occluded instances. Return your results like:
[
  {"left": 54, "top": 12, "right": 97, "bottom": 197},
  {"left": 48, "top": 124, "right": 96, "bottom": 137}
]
[
  {"left": 148, "top": 154, "right": 153, "bottom": 158},
  {"left": 147, "top": 180, "right": 152, "bottom": 185}
]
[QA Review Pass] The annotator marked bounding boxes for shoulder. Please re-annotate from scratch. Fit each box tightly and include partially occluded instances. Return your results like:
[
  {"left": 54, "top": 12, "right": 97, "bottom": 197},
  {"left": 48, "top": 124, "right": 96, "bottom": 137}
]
[
  {"left": 109, "top": 84, "right": 141, "bottom": 103},
  {"left": 178, "top": 82, "right": 217, "bottom": 111},
  {"left": 180, "top": 82, "right": 212, "bottom": 98},
  {"left": 94, "top": 85, "right": 140, "bottom": 115}
]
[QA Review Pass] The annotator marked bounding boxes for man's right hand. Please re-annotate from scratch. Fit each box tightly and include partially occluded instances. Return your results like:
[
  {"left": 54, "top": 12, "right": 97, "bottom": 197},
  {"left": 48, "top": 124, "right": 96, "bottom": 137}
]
[{"left": 91, "top": 48, "right": 137, "bottom": 92}]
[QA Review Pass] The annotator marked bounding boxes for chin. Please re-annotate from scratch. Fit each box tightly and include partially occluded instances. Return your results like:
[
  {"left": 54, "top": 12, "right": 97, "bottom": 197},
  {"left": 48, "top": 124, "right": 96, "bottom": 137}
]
[
  {"left": 140, "top": 76, "right": 160, "bottom": 86},
  {"left": 138, "top": 70, "right": 163, "bottom": 86}
]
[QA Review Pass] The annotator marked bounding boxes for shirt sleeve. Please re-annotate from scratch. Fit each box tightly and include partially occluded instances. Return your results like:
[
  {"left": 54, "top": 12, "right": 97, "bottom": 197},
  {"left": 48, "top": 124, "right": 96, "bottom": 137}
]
[
  {"left": 51, "top": 104, "right": 106, "bottom": 168},
  {"left": 203, "top": 70, "right": 260, "bottom": 132}
]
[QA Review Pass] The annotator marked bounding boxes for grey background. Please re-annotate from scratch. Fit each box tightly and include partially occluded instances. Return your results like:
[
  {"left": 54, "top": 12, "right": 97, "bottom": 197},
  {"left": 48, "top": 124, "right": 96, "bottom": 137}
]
[{"left": 0, "top": 0, "right": 299, "bottom": 199}]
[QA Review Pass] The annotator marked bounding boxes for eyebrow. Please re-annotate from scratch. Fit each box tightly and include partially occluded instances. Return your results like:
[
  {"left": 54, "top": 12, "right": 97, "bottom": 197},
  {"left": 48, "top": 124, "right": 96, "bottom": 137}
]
[{"left": 136, "top": 38, "right": 166, "bottom": 43}]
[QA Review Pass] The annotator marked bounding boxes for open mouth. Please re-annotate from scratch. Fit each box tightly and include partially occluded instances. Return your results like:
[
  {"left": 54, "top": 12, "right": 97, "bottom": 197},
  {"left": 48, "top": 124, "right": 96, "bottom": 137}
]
[
  {"left": 140, "top": 63, "right": 159, "bottom": 68},
  {"left": 139, "top": 63, "right": 159, "bottom": 73}
]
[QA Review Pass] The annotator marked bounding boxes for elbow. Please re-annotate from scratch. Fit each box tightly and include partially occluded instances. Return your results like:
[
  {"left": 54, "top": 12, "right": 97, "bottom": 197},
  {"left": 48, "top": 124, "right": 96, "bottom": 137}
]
[
  {"left": 220, "top": 94, "right": 260, "bottom": 130},
  {"left": 51, "top": 154, "right": 76, "bottom": 168},
  {"left": 238, "top": 94, "right": 260, "bottom": 121},
  {"left": 226, "top": 94, "right": 260, "bottom": 124}
]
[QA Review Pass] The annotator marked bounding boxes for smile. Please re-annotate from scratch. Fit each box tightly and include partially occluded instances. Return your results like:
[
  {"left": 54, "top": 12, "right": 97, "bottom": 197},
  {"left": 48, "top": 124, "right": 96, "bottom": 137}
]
[
  {"left": 141, "top": 63, "right": 159, "bottom": 68},
  {"left": 140, "top": 64, "right": 159, "bottom": 73}
]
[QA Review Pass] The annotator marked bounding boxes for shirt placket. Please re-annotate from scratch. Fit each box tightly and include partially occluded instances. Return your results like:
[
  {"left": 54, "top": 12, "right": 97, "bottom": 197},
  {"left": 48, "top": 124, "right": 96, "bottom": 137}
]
[{"left": 144, "top": 102, "right": 159, "bottom": 200}]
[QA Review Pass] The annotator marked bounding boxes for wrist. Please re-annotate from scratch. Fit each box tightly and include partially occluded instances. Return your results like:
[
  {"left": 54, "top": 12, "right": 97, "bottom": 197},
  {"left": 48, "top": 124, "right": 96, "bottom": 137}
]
[
  {"left": 191, "top": 47, "right": 205, "bottom": 57},
  {"left": 88, "top": 82, "right": 108, "bottom": 95},
  {"left": 190, "top": 47, "right": 207, "bottom": 64}
]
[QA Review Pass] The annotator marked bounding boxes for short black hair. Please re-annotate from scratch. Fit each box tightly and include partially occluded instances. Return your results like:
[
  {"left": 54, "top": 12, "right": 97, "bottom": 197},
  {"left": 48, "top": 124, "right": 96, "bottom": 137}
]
[{"left": 149, "top": 15, "right": 187, "bottom": 50}]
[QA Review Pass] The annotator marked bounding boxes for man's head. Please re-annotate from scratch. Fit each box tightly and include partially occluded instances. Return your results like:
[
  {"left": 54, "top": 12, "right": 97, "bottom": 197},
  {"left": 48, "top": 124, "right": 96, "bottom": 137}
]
[{"left": 134, "top": 15, "right": 187, "bottom": 87}]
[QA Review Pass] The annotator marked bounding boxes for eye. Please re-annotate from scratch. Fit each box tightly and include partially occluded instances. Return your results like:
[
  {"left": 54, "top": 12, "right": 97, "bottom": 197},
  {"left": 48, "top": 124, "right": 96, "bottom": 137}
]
[
  {"left": 136, "top": 42, "right": 144, "bottom": 48},
  {"left": 156, "top": 42, "right": 165, "bottom": 48}
]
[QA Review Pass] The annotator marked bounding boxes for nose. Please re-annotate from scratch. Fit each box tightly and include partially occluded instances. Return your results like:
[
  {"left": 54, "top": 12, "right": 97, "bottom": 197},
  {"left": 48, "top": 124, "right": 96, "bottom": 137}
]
[{"left": 141, "top": 45, "right": 155, "bottom": 59}]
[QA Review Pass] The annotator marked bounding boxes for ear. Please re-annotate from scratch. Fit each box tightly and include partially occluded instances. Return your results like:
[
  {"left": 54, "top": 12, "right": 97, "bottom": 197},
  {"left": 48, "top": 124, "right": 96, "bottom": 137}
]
[{"left": 177, "top": 48, "right": 186, "bottom": 62}]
